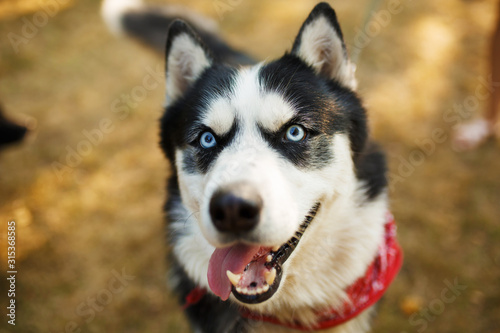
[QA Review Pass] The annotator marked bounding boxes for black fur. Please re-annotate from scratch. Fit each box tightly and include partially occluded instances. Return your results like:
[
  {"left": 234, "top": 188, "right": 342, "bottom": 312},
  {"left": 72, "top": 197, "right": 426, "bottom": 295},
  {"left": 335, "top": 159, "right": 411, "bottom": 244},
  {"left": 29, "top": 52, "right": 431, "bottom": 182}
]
[
  {"left": 258, "top": 55, "right": 367, "bottom": 169},
  {"left": 160, "top": 63, "right": 239, "bottom": 172},
  {"left": 122, "top": 11, "right": 254, "bottom": 66},
  {"left": 355, "top": 143, "right": 388, "bottom": 200},
  {"left": 0, "top": 105, "right": 27, "bottom": 148},
  {"left": 183, "top": 122, "right": 239, "bottom": 174},
  {"left": 181, "top": 147, "right": 198, "bottom": 174}
]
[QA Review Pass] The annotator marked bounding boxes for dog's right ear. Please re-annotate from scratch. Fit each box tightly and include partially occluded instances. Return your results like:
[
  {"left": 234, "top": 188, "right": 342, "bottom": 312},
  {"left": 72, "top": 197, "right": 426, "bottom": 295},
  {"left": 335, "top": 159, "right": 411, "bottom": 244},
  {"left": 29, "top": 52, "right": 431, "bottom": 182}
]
[
  {"left": 291, "top": 2, "right": 357, "bottom": 90},
  {"left": 165, "top": 20, "right": 213, "bottom": 105}
]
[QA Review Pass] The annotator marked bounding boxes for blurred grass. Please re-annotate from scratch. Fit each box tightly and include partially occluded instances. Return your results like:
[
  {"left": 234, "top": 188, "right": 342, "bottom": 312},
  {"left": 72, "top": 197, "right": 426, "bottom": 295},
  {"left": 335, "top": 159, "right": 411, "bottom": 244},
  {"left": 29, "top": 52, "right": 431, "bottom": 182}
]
[
  {"left": 0, "top": 0, "right": 74, "bottom": 19},
  {"left": 0, "top": 0, "right": 499, "bottom": 332}
]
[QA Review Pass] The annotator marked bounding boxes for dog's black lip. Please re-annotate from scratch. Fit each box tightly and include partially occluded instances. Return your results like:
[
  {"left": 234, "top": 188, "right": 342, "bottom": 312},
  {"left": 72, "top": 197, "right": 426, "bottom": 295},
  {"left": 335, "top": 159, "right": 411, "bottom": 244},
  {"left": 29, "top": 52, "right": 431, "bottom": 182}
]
[{"left": 231, "top": 202, "right": 321, "bottom": 304}]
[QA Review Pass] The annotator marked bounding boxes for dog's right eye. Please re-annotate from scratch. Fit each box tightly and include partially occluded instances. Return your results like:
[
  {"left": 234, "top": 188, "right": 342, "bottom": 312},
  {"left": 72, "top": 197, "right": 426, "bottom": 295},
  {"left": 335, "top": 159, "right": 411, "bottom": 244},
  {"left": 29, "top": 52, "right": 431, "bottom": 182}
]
[
  {"left": 200, "top": 132, "right": 217, "bottom": 149},
  {"left": 285, "top": 125, "right": 306, "bottom": 142}
]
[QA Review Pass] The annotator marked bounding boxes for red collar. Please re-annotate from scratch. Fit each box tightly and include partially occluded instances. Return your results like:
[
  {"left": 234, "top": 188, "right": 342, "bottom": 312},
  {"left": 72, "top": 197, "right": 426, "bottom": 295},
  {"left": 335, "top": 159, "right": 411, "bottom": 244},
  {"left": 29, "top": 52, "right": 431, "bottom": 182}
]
[{"left": 184, "top": 213, "right": 403, "bottom": 331}]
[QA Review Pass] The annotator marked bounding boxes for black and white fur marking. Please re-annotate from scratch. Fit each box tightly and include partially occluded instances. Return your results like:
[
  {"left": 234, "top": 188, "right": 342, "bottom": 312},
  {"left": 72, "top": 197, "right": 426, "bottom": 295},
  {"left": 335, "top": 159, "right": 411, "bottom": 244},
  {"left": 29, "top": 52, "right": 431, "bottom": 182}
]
[{"left": 103, "top": 1, "right": 390, "bottom": 332}]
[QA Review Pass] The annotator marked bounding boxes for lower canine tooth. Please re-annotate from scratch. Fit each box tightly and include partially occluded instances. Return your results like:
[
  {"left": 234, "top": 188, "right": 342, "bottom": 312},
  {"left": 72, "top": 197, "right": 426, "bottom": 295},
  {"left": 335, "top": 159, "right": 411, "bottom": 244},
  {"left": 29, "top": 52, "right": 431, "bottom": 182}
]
[
  {"left": 266, "top": 255, "right": 272, "bottom": 262},
  {"left": 265, "top": 268, "right": 277, "bottom": 286},
  {"left": 226, "top": 270, "right": 242, "bottom": 286}
]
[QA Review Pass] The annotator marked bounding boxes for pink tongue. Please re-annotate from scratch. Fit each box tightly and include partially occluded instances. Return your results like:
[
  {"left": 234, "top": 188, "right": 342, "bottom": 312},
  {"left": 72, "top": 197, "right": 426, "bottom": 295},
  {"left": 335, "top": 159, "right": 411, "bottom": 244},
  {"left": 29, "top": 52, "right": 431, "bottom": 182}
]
[{"left": 208, "top": 243, "right": 261, "bottom": 300}]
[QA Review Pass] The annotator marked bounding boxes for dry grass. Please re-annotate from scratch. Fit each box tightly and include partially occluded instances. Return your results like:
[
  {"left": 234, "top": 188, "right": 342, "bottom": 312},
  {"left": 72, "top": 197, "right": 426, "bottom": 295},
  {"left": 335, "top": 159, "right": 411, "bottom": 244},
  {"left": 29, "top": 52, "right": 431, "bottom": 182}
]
[{"left": 0, "top": 0, "right": 499, "bottom": 332}]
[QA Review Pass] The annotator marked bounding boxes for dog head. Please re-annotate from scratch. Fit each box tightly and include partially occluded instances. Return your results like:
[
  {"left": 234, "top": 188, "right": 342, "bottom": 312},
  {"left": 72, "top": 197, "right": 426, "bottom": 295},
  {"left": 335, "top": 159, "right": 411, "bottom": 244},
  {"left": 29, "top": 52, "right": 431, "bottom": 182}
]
[{"left": 161, "top": 3, "right": 369, "bottom": 305}]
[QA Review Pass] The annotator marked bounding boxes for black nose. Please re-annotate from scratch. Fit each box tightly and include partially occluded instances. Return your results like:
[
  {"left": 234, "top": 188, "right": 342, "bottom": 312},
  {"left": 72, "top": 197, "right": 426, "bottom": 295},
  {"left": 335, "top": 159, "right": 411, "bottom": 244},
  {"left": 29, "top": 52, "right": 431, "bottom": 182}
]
[{"left": 209, "top": 183, "right": 262, "bottom": 233}]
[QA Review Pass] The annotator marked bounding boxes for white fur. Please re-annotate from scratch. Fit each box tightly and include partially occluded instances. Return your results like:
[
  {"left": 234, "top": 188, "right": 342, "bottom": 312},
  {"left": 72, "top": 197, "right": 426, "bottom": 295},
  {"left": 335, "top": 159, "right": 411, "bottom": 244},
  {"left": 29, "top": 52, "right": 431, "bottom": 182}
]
[
  {"left": 101, "top": 0, "right": 218, "bottom": 37},
  {"left": 201, "top": 86, "right": 296, "bottom": 135},
  {"left": 295, "top": 16, "right": 357, "bottom": 90},
  {"left": 201, "top": 98, "right": 235, "bottom": 136},
  {"left": 101, "top": 0, "right": 142, "bottom": 35},
  {"left": 255, "top": 92, "right": 297, "bottom": 132},
  {"left": 170, "top": 201, "right": 214, "bottom": 290},
  {"left": 166, "top": 34, "right": 212, "bottom": 105}
]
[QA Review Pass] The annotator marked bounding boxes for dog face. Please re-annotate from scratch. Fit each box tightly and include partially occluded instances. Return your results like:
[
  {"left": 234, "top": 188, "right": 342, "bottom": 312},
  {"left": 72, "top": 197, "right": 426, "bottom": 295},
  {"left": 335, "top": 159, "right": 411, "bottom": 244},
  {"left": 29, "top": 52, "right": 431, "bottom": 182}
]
[{"left": 161, "top": 3, "right": 368, "bottom": 305}]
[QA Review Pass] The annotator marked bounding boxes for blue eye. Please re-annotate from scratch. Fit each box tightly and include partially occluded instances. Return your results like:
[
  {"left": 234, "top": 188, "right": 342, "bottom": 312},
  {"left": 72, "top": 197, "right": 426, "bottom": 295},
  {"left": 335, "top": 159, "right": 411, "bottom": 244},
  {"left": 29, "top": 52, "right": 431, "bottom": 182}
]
[
  {"left": 285, "top": 125, "right": 306, "bottom": 142},
  {"left": 200, "top": 132, "right": 217, "bottom": 148}
]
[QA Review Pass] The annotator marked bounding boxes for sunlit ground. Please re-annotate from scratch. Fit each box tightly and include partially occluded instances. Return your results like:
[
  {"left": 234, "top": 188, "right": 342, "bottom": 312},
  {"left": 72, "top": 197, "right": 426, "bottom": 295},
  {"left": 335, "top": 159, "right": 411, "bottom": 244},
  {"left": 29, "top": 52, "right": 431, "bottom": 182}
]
[{"left": 0, "top": 0, "right": 499, "bottom": 332}]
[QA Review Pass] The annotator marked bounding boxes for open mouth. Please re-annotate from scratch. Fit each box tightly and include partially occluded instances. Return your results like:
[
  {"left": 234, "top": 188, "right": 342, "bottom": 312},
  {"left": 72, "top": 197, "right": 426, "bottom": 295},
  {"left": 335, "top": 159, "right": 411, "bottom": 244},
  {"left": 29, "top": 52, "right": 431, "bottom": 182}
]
[{"left": 207, "top": 203, "right": 321, "bottom": 304}]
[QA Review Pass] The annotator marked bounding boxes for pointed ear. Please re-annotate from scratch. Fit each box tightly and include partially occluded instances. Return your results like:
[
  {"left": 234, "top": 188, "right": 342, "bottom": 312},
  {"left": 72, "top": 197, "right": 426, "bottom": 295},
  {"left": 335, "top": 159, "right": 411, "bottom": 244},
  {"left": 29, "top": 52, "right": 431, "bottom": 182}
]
[
  {"left": 165, "top": 20, "right": 213, "bottom": 104},
  {"left": 291, "top": 3, "right": 357, "bottom": 90}
]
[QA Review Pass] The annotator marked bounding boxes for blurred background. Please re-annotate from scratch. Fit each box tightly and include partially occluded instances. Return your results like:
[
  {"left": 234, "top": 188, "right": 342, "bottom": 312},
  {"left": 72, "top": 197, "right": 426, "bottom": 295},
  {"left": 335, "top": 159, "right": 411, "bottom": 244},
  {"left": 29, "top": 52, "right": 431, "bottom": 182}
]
[{"left": 0, "top": 0, "right": 499, "bottom": 332}]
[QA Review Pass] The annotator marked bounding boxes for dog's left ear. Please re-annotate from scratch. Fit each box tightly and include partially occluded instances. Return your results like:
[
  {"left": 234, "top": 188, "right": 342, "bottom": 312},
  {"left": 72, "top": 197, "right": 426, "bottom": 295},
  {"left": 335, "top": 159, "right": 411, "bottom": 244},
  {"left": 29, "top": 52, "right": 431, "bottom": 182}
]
[
  {"left": 291, "top": 2, "right": 357, "bottom": 90},
  {"left": 165, "top": 20, "right": 213, "bottom": 105}
]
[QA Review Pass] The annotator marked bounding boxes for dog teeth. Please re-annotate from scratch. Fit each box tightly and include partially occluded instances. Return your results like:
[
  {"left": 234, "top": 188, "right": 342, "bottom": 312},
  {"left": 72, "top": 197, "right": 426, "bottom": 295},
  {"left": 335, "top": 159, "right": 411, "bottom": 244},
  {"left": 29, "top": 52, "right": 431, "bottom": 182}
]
[
  {"left": 272, "top": 245, "right": 280, "bottom": 252},
  {"left": 237, "top": 287, "right": 251, "bottom": 295},
  {"left": 266, "top": 254, "right": 272, "bottom": 262},
  {"left": 235, "top": 284, "right": 270, "bottom": 296},
  {"left": 226, "top": 270, "right": 242, "bottom": 287},
  {"left": 250, "top": 285, "right": 270, "bottom": 295},
  {"left": 265, "top": 268, "right": 277, "bottom": 286}
]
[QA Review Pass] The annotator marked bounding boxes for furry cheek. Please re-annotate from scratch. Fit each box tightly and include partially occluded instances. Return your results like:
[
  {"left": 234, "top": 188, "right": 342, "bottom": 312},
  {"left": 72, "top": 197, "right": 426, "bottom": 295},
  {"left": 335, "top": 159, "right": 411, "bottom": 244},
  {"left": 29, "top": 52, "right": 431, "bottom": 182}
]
[{"left": 175, "top": 149, "right": 204, "bottom": 215}]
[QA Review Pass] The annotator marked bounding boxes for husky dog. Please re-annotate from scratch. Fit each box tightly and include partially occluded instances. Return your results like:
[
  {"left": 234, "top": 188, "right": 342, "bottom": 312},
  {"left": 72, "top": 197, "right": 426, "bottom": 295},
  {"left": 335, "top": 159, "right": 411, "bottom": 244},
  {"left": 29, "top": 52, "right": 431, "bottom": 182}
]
[{"left": 103, "top": 1, "right": 402, "bottom": 332}]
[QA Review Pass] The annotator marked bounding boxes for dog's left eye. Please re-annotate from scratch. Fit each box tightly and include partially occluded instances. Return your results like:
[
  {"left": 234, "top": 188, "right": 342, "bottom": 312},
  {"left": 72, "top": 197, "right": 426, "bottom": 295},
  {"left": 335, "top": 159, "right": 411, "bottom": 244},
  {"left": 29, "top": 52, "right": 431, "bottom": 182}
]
[
  {"left": 285, "top": 125, "right": 306, "bottom": 142},
  {"left": 200, "top": 132, "right": 217, "bottom": 149}
]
